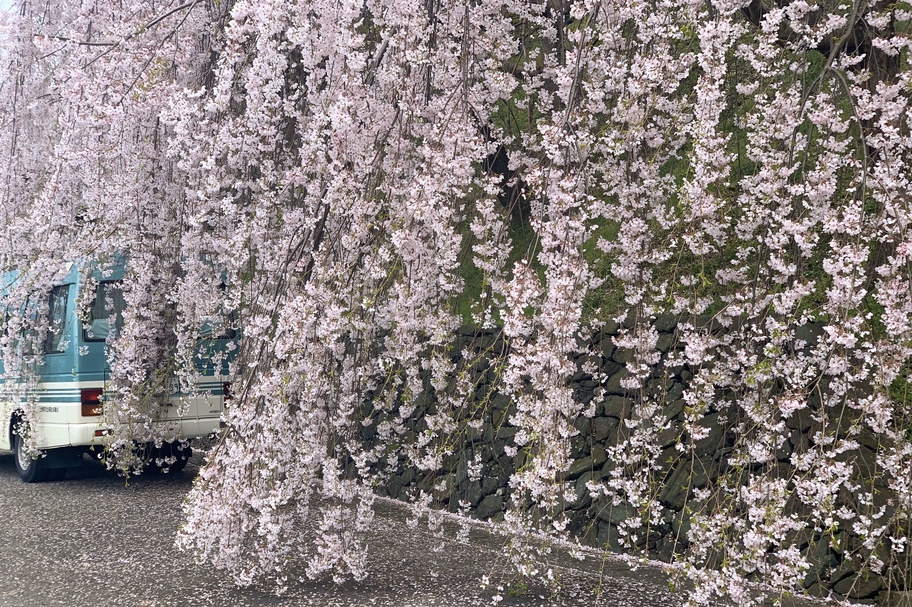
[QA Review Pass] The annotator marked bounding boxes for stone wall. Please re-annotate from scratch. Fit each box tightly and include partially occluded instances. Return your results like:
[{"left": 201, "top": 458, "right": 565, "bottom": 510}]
[{"left": 360, "top": 318, "right": 908, "bottom": 605}]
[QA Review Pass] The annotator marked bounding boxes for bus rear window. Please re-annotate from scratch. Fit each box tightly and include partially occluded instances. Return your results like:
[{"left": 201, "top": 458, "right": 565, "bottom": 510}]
[
  {"left": 199, "top": 311, "right": 237, "bottom": 340},
  {"left": 84, "top": 282, "right": 125, "bottom": 341}
]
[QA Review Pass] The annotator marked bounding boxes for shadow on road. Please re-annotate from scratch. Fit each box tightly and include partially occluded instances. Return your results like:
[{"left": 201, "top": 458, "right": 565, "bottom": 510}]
[{"left": 0, "top": 448, "right": 200, "bottom": 484}]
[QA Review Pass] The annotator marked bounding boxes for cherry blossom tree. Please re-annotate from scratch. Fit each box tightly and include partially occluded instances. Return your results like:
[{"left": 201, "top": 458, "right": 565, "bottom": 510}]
[{"left": 2, "top": 0, "right": 912, "bottom": 603}]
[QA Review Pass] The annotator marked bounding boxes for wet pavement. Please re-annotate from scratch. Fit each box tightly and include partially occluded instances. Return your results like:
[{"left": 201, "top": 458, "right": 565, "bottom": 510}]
[{"left": 0, "top": 451, "right": 798, "bottom": 607}]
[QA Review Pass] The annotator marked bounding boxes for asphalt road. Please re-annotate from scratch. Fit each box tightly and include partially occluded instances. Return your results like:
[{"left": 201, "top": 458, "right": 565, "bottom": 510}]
[{"left": 0, "top": 452, "right": 716, "bottom": 607}]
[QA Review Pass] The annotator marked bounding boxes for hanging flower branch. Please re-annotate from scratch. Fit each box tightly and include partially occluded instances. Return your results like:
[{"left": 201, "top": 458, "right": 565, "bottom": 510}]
[{"left": 2, "top": 0, "right": 912, "bottom": 603}]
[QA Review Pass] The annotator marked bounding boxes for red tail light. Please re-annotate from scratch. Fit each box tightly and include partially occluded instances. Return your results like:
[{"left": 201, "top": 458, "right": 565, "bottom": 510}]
[{"left": 81, "top": 388, "right": 103, "bottom": 417}]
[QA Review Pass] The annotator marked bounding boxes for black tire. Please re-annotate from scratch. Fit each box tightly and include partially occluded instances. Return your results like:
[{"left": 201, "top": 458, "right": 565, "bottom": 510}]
[
  {"left": 148, "top": 442, "right": 191, "bottom": 474},
  {"left": 14, "top": 433, "right": 49, "bottom": 483},
  {"left": 165, "top": 449, "right": 190, "bottom": 473}
]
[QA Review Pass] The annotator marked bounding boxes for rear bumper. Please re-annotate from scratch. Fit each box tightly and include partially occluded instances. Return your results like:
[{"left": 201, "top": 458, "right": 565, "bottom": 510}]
[{"left": 32, "top": 417, "right": 223, "bottom": 449}]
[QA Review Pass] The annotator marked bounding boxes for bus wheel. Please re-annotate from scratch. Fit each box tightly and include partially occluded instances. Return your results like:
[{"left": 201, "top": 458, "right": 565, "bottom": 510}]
[
  {"left": 165, "top": 451, "right": 190, "bottom": 473},
  {"left": 14, "top": 433, "right": 49, "bottom": 483},
  {"left": 150, "top": 442, "right": 191, "bottom": 474}
]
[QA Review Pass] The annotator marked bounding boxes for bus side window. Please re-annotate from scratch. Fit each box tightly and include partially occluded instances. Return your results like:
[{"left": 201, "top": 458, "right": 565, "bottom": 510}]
[
  {"left": 198, "top": 281, "right": 237, "bottom": 340},
  {"left": 20, "top": 292, "right": 41, "bottom": 356},
  {"left": 0, "top": 305, "right": 9, "bottom": 351},
  {"left": 43, "top": 285, "right": 69, "bottom": 354},
  {"left": 84, "top": 281, "right": 125, "bottom": 341}
]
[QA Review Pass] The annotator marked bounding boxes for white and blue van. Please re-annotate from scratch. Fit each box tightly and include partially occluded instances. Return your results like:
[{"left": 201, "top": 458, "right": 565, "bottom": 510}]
[{"left": 0, "top": 260, "right": 234, "bottom": 482}]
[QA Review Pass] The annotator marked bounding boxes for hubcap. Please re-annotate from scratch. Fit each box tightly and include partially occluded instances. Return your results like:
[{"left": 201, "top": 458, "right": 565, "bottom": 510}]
[{"left": 16, "top": 437, "right": 31, "bottom": 472}]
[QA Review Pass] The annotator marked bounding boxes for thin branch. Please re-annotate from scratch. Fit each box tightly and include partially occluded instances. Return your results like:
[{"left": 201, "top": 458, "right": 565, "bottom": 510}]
[
  {"left": 46, "top": 37, "right": 117, "bottom": 47},
  {"left": 115, "top": 0, "right": 200, "bottom": 107},
  {"left": 829, "top": 66, "right": 868, "bottom": 208},
  {"left": 143, "top": 1, "right": 199, "bottom": 31},
  {"left": 364, "top": 38, "right": 389, "bottom": 86}
]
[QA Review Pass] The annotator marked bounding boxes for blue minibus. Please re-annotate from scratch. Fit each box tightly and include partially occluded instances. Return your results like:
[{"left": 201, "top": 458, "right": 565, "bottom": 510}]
[{"left": 0, "top": 261, "right": 233, "bottom": 482}]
